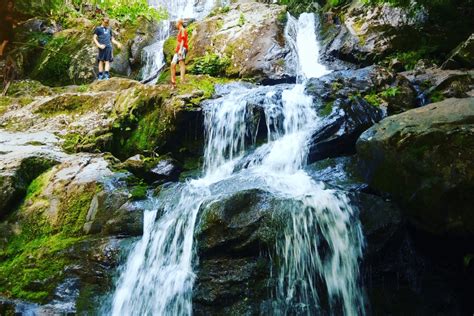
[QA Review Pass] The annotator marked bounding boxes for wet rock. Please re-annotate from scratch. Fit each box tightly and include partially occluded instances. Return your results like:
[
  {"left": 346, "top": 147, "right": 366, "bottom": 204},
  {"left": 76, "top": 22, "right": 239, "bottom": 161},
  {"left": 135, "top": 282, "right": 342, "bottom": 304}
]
[
  {"left": 194, "top": 189, "right": 290, "bottom": 315},
  {"left": 441, "top": 34, "right": 474, "bottom": 70},
  {"left": 305, "top": 66, "right": 394, "bottom": 162},
  {"left": 307, "top": 96, "right": 384, "bottom": 163},
  {"left": 307, "top": 156, "right": 402, "bottom": 254},
  {"left": 196, "top": 189, "right": 287, "bottom": 255},
  {"left": 356, "top": 98, "right": 474, "bottom": 236}
]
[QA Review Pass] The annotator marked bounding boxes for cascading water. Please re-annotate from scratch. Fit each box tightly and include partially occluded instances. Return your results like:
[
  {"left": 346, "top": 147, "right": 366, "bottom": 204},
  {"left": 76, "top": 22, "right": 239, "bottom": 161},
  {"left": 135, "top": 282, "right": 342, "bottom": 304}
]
[
  {"left": 285, "top": 13, "right": 331, "bottom": 81},
  {"left": 107, "top": 10, "right": 365, "bottom": 316}
]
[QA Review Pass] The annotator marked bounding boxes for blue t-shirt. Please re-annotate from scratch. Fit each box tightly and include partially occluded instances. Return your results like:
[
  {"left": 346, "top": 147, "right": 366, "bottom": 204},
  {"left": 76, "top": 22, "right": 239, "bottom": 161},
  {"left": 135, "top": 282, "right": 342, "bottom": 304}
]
[{"left": 94, "top": 26, "right": 113, "bottom": 47}]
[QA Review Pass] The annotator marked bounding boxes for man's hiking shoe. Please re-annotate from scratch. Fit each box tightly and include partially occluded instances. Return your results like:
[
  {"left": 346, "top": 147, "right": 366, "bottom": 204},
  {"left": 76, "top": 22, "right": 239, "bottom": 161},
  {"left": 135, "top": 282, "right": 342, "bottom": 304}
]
[
  {"left": 97, "top": 74, "right": 103, "bottom": 81},
  {"left": 104, "top": 73, "right": 110, "bottom": 80}
]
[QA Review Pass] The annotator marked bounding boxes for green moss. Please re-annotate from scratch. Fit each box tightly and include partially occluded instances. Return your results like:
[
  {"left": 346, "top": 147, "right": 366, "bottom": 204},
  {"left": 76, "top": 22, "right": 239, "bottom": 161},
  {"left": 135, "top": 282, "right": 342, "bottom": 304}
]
[
  {"left": 163, "top": 37, "right": 178, "bottom": 65},
  {"left": 238, "top": 12, "right": 246, "bottom": 27},
  {"left": 6, "top": 80, "right": 53, "bottom": 97},
  {"left": 35, "top": 94, "right": 99, "bottom": 116},
  {"left": 429, "top": 90, "right": 445, "bottom": 103},
  {"left": 130, "top": 184, "right": 148, "bottom": 200},
  {"left": 0, "top": 169, "right": 97, "bottom": 302},
  {"left": 319, "top": 101, "right": 334, "bottom": 117},
  {"left": 0, "top": 234, "right": 82, "bottom": 302},
  {"left": 0, "top": 97, "right": 13, "bottom": 115}
]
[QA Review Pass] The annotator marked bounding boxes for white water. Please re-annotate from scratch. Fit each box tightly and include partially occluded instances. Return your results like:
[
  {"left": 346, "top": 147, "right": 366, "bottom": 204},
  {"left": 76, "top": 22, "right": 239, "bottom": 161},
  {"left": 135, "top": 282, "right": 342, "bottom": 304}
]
[
  {"left": 285, "top": 13, "right": 331, "bottom": 81},
  {"left": 109, "top": 11, "right": 365, "bottom": 316}
]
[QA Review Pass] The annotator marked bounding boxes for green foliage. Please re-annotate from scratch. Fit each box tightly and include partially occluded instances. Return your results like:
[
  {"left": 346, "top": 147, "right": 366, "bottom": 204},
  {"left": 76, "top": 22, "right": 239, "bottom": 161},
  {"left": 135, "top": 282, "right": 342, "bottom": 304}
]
[
  {"left": 429, "top": 91, "right": 445, "bottom": 103},
  {"left": 238, "top": 13, "right": 246, "bottom": 27},
  {"left": 278, "top": 0, "right": 349, "bottom": 15},
  {"left": 364, "top": 92, "right": 383, "bottom": 107},
  {"left": 190, "top": 53, "right": 230, "bottom": 77},
  {"left": 383, "top": 49, "right": 436, "bottom": 70},
  {"left": 379, "top": 87, "right": 400, "bottom": 98},
  {"left": 31, "top": 36, "right": 73, "bottom": 86},
  {"left": 94, "top": 0, "right": 168, "bottom": 23}
]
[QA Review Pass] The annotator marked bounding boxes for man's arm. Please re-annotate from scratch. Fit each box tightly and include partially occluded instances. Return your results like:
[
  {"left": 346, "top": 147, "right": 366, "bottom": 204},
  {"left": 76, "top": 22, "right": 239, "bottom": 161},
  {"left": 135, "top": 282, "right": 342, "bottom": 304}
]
[
  {"left": 112, "top": 37, "right": 122, "bottom": 49},
  {"left": 93, "top": 34, "right": 105, "bottom": 49}
]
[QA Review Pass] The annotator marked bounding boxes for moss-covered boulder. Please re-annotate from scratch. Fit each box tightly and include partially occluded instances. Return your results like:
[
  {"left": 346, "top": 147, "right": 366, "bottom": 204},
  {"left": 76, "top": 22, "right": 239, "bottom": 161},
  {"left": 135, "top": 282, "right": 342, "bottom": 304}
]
[
  {"left": 0, "top": 77, "right": 227, "bottom": 159},
  {"left": 356, "top": 97, "right": 474, "bottom": 236},
  {"left": 0, "top": 153, "right": 144, "bottom": 305},
  {"left": 183, "top": 0, "right": 289, "bottom": 81}
]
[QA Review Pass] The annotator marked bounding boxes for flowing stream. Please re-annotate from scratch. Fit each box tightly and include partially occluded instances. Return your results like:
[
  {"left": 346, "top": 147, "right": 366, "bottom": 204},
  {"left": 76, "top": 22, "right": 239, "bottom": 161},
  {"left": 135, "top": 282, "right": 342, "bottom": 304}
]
[{"left": 108, "top": 9, "right": 365, "bottom": 316}]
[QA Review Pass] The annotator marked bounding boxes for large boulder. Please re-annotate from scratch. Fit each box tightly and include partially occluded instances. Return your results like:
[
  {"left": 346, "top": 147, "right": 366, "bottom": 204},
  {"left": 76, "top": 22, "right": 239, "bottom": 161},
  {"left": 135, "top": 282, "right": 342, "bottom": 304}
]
[
  {"left": 194, "top": 189, "right": 291, "bottom": 315},
  {"left": 184, "top": 0, "right": 290, "bottom": 81},
  {"left": 0, "top": 131, "right": 64, "bottom": 218},
  {"left": 356, "top": 98, "right": 474, "bottom": 236},
  {"left": 0, "top": 152, "right": 144, "bottom": 305},
  {"left": 0, "top": 76, "right": 226, "bottom": 160},
  {"left": 322, "top": 3, "right": 427, "bottom": 65},
  {"left": 441, "top": 33, "right": 474, "bottom": 70}
]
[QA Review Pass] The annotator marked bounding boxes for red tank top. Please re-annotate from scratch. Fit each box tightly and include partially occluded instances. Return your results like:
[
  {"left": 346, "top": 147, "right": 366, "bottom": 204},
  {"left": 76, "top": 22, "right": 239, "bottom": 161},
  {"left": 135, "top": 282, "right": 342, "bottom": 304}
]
[{"left": 176, "top": 28, "right": 189, "bottom": 52}]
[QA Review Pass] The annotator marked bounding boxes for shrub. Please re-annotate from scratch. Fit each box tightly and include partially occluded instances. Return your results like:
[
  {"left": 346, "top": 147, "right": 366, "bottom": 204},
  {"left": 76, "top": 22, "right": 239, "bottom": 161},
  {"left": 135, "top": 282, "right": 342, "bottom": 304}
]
[{"left": 190, "top": 53, "right": 230, "bottom": 77}]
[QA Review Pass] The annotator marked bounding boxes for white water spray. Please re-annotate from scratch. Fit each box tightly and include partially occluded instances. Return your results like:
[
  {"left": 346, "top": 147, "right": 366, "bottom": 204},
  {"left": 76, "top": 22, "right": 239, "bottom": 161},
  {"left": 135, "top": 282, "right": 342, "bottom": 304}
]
[{"left": 285, "top": 13, "right": 331, "bottom": 81}]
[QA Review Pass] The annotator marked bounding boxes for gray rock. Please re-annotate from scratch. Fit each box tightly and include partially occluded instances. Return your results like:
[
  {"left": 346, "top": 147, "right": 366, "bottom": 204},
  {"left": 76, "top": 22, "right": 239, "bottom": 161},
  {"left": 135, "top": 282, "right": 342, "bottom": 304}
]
[
  {"left": 442, "top": 34, "right": 474, "bottom": 70},
  {"left": 356, "top": 97, "right": 474, "bottom": 236}
]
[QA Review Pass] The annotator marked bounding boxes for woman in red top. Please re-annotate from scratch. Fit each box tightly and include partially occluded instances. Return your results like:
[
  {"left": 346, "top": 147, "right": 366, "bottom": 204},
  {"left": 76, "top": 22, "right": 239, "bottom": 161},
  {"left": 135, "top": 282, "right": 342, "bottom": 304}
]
[{"left": 171, "top": 19, "right": 188, "bottom": 87}]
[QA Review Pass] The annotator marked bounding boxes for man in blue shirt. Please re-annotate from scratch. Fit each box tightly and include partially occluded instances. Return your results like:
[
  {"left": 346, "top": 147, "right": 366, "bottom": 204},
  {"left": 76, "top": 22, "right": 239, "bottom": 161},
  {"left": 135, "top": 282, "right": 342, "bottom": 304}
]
[{"left": 93, "top": 17, "right": 122, "bottom": 80}]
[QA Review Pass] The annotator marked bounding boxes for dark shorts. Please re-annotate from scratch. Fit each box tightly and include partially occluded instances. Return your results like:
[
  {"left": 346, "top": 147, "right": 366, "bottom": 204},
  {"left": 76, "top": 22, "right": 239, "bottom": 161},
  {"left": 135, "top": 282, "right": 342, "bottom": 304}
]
[
  {"left": 97, "top": 46, "right": 113, "bottom": 62},
  {"left": 0, "top": 22, "right": 13, "bottom": 42}
]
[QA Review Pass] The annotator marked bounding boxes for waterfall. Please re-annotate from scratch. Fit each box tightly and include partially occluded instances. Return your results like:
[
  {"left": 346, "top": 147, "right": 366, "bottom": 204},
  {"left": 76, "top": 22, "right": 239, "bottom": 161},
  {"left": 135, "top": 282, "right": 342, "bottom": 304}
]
[
  {"left": 285, "top": 13, "right": 331, "bottom": 81},
  {"left": 141, "top": 0, "right": 224, "bottom": 84},
  {"left": 107, "top": 10, "right": 365, "bottom": 316}
]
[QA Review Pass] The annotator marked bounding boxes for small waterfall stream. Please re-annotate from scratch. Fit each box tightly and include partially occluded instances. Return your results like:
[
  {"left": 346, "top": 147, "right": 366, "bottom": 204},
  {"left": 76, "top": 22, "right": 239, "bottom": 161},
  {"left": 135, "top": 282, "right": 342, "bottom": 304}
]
[{"left": 108, "top": 9, "right": 366, "bottom": 316}]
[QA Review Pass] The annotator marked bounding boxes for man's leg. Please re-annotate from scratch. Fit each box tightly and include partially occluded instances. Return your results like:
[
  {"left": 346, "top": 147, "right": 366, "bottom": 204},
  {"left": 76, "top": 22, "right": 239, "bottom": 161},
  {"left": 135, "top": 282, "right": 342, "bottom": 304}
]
[
  {"left": 179, "top": 60, "right": 186, "bottom": 82},
  {"left": 104, "top": 61, "right": 110, "bottom": 80},
  {"left": 98, "top": 60, "right": 104, "bottom": 80}
]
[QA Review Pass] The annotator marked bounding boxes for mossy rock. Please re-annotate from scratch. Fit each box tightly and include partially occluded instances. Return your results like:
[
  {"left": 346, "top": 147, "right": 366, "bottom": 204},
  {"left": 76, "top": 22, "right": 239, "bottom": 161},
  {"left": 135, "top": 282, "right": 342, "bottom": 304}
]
[{"left": 357, "top": 97, "right": 474, "bottom": 236}]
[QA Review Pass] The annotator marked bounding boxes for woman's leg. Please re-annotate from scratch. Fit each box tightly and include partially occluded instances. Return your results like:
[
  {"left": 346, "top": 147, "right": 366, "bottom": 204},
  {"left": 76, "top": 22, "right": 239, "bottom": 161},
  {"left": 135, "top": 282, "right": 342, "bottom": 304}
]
[
  {"left": 179, "top": 60, "right": 186, "bottom": 82},
  {"left": 171, "top": 62, "right": 177, "bottom": 85}
]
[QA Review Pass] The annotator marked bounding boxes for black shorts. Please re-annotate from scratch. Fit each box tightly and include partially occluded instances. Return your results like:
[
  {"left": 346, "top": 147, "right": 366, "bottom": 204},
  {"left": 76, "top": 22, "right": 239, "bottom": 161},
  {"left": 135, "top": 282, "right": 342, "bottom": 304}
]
[
  {"left": 97, "top": 46, "right": 113, "bottom": 62},
  {"left": 0, "top": 22, "right": 13, "bottom": 42}
]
